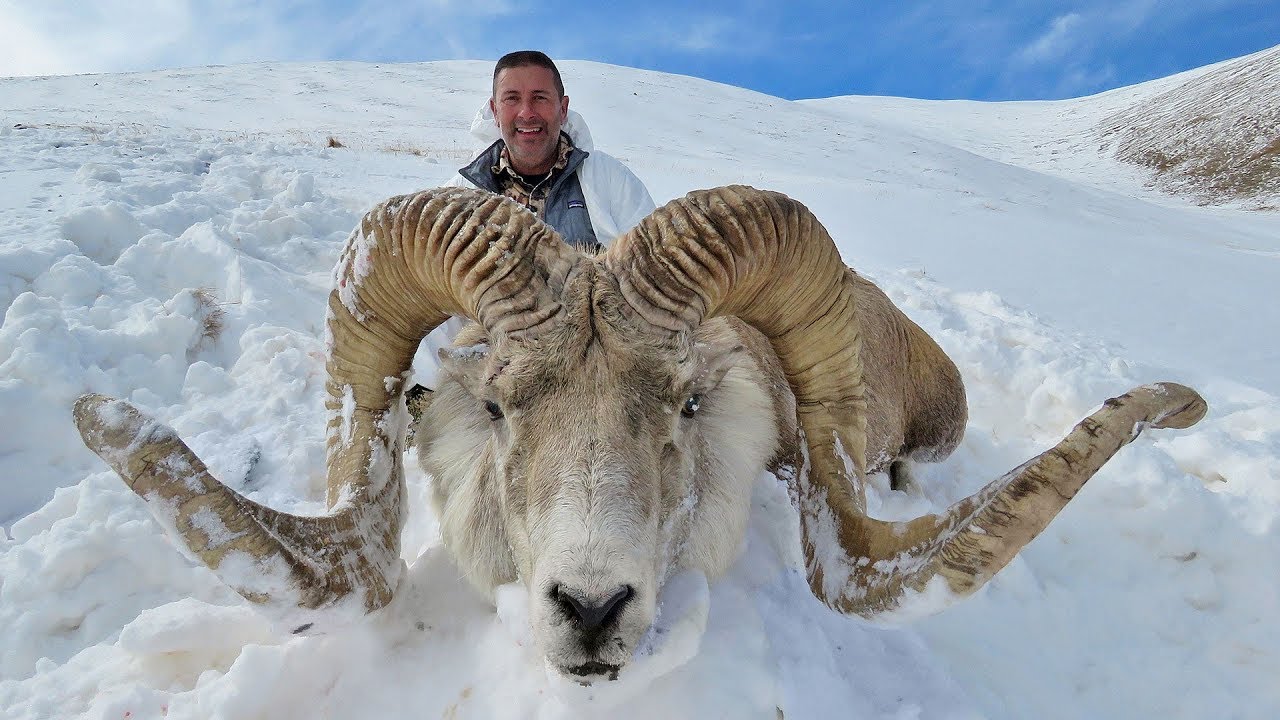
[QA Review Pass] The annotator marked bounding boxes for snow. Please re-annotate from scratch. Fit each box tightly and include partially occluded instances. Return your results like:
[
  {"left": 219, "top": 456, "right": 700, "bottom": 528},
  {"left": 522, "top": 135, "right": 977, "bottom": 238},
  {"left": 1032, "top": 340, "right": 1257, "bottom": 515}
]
[{"left": 2, "top": 54, "right": 1279, "bottom": 719}]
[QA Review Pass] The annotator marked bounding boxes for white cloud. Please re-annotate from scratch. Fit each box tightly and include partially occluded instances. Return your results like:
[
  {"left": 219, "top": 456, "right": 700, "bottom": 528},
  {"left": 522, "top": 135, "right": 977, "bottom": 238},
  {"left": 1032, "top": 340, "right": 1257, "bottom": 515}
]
[
  {"left": 0, "top": 1, "right": 283, "bottom": 77},
  {"left": 1017, "top": 13, "right": 1083, "bottom": 64},
  {"left": 1001, "top": 1, "right": 1169, "bottom": 97},
  {"left": 623, "top": 13, "right": 767, "bottom": 57},
  {"left": 1050, "top": 62, "right": 1118, "bottom": 97},
  {"left": 0, "top": 0, "right": 516, "bottom": 79},
  {"left": 0, "top": 12, "right": 77, "bottom": 76},
  {"left": 670, "top": 18, "right": 733, "bottom": 52}
]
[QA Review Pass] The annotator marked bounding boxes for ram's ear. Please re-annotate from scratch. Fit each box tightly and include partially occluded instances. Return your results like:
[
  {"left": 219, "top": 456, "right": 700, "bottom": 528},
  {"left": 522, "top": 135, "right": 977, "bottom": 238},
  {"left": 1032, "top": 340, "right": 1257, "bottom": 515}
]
[
  {"left": 437, "top": 343, "right": 492, "bottom": 397},
  {"left": 678, "top": 338, "right": 747, "bottom": 398},
  {"left": 680, "top": 319, "right": 754, "bottom": 395}
]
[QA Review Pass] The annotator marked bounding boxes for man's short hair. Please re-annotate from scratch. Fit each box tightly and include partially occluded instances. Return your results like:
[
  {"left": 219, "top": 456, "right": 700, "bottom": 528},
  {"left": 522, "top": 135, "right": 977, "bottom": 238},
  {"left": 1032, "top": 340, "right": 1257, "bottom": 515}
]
[{"left": 492, "top": 50, "right": 565, "bottom": 98}]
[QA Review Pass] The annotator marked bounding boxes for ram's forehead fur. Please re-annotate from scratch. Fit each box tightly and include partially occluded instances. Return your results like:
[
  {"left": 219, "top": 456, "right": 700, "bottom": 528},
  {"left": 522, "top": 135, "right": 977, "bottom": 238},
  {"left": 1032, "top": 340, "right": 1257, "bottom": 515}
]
[{"left": 421, "top": 265, "right": 792, "bottom": 601}]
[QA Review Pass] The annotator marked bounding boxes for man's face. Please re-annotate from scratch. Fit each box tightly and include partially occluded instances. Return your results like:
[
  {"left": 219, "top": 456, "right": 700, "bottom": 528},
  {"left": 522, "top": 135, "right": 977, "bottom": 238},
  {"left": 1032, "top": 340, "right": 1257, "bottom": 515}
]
[{"left": 490, "top": 65, "right": 570, "bottom": 176}]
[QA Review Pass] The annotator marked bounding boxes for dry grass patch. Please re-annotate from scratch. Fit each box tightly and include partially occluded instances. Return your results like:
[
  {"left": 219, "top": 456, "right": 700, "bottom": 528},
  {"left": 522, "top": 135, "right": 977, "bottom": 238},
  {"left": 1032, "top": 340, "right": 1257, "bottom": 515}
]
[
  {"left": 193, "top": 287, "right": 228, "bottom": 349},
  {"left": 1099, "top": 45, "right": 1280, "bottom": 208}
]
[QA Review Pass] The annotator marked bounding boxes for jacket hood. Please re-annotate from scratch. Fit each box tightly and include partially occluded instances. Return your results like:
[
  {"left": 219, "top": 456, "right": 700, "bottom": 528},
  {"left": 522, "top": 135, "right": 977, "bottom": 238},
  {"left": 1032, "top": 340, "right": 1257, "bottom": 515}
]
[{"left": 467, "top": 103, "right": 596, "bottom": 154}]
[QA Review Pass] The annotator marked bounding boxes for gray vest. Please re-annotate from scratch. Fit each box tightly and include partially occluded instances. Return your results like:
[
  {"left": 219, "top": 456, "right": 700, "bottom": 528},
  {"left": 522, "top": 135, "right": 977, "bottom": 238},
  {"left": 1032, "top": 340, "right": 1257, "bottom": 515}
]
[{"left": 458, "top": 140, "right": 601, "bottom": 252}]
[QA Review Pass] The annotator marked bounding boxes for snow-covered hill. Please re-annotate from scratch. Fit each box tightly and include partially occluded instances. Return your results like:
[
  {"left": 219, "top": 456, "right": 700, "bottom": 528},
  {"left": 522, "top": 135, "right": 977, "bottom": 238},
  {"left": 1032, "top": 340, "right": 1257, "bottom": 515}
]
[
  {"left": 1102, "top": 44, "right": 1280, "bottom": 208},
  {"left": 1, "top": 57, "right": 1278, "bottom": 719},
  {"left": 807, "top": 43, "right": 1280, "bottom": 209}
]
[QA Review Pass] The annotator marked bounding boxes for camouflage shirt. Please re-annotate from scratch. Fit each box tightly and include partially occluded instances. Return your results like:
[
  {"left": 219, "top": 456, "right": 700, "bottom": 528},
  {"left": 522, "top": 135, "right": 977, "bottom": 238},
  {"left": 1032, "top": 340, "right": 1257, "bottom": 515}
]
[{"left": 491, "top": 132, "right": 576, "bottom": 217}]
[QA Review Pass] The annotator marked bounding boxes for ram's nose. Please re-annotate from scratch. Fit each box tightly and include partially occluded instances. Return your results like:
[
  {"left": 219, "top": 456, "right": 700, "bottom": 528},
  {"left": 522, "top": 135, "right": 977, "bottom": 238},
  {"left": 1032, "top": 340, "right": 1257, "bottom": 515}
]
[{"left": 553, "top": 584, "right": 633, "bottom": 632}]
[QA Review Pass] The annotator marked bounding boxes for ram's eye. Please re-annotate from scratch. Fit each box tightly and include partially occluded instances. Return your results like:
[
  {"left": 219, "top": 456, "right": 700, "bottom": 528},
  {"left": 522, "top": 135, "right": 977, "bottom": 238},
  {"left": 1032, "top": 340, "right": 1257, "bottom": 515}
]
[
  {"left": 484, "top": 400, "right": 504, "bottom": 420},
  {"left": 681, "top": 394, "right": 702, "bottom": 418}
]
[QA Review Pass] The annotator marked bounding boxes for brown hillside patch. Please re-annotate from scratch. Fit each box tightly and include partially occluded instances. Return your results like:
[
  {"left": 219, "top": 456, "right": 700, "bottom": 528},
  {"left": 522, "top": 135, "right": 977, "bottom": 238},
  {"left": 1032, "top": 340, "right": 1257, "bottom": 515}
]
[{"left": 1098, "top": 45, "right": 1280, "bottom": 208}]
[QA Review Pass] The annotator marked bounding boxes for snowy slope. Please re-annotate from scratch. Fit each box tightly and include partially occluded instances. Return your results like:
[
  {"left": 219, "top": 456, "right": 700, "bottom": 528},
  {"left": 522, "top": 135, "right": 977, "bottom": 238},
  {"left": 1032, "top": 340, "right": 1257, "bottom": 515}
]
[
  {"left": 1, "top": 59, "right": 1278, "bottom": 719},
  {"left": 805, "top": 43, "right": 1280, "bottom": 209},
  {"left": 1100, "top": 44, "right": 1280, "bottom": 207}
]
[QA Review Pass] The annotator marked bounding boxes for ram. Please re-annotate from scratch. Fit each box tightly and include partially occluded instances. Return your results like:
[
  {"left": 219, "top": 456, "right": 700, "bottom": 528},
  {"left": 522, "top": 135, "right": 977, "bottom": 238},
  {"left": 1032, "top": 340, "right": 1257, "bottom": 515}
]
[{"left": 73, "top": 185, "right": 1206, "bottom": 682}]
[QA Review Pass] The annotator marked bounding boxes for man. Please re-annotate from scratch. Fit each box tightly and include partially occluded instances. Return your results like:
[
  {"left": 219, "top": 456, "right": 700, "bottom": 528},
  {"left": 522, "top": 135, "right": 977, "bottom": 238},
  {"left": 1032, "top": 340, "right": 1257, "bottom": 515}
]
[
  {"left": 413, "top": 52, "right": 656, "bottom": 395},
  {"left": 446, "top": 50, "right": 655, "bottom": 250}
]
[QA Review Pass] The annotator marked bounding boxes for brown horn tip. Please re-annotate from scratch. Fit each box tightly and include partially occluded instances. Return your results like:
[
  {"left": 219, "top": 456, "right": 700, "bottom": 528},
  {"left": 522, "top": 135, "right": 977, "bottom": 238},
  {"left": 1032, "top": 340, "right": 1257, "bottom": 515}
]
[
  {"left": 74, "top": 393, "right": 179, "bottom": 486},
  {"left": 71, "top": 393, "right": 403, "bottom": 621},
  {"left": 75, "top": 392, "right": 148, "bottom": 446},
  {"left": 1141, "top": 382, "right": 1208, "bottom": 429}
]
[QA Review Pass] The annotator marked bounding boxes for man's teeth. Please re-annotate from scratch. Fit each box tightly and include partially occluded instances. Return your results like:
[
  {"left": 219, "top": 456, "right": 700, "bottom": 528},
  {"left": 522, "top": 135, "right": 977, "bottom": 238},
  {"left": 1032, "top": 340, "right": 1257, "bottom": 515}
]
[{"left": 517, "top": 128, "right": 542, "bottom": 134}]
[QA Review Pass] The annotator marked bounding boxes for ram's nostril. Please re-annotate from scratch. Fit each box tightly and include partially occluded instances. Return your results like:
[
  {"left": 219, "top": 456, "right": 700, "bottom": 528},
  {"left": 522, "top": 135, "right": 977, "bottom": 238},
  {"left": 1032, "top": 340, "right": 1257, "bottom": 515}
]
[
  {"left": 599, "top": 585, "right": 632, "bottom": 625},
  {"left": 552, "top": 584, "right": 579, "bottom": 616},
  {"left": 553, "top": 584, "right": 634, "bottom": 631}
]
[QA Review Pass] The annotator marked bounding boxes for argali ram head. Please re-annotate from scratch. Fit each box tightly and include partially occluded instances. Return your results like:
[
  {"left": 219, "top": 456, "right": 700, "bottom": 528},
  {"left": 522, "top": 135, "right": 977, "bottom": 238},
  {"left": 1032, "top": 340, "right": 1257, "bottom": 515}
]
[{"left": 74, "top": 186, "right": 1207, "bottom": 682}]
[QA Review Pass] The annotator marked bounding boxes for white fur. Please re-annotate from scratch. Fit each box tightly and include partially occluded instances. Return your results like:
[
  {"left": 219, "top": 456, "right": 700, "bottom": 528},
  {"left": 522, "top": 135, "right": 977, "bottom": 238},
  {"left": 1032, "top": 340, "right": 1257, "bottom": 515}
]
[
  {"left": 677, "top": 365, "right": 780, "bottom": 578},
  {"left": 419, "top": 381, "right": 517, "bottom": 595},
  {"left": 414, "top": 329, "right": 784, "bottom": 681}
]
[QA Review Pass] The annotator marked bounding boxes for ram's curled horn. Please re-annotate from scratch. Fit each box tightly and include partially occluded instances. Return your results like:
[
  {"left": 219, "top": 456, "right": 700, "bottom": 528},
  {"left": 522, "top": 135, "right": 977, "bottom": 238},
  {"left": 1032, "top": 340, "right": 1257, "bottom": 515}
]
[
  {"left": 605, "top": 185, "right": 1208, "bottom": 616},
  {"left": 72, "top": 188, "right": 577, "bottom": 624}
]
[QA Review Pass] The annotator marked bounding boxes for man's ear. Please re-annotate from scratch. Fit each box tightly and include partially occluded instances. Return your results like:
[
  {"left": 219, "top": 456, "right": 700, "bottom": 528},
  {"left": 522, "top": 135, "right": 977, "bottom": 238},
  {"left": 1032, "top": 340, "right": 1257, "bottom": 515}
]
[
  {"left": 489, "top": 96, "right": 499, "bottom": 124},
  {"left": 560, "top": 94, "right": 570, "bottom": 118}
]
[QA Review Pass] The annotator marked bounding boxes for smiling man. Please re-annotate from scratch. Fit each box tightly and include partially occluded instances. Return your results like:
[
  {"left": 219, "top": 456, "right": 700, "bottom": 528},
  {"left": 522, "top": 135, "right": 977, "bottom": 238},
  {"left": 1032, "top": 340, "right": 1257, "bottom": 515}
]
[{"left": 447, "top": 51, "right": 655, "bottom": 252}]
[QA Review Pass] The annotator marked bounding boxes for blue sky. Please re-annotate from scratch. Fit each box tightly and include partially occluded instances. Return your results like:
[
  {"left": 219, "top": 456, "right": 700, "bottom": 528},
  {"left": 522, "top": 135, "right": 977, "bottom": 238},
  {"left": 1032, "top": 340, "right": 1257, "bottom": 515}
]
[{"left": 2, "top": 1, "right": 1277, "bottom": 100}]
